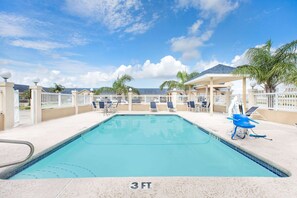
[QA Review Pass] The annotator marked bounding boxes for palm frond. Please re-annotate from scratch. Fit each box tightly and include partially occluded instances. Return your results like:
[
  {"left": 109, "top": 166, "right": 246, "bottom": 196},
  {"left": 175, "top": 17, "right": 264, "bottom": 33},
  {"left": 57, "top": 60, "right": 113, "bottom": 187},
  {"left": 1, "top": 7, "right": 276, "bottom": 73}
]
[
  {"left": 188, "top": 72, "right": 199, "bottom": 80},
  {"left": 95, "top": 87, "right": 114, "bottom": 94},
  {"left": 159, "top": 80, "right": 179, "bottom": 90},
  {"left": 274, "top": 40, "right": 297, "bottom": 62}
]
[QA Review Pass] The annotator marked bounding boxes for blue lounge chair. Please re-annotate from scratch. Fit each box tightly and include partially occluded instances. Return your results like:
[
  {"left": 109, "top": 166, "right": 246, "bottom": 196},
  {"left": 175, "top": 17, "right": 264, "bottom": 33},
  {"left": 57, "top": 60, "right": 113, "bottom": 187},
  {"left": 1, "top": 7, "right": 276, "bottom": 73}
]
[
  {"left": 99, "top": 101, "right": 105, "bottom": 110},
  {"left": 189, "top": 101, "right": 197, "bottom": 112},
  {"left": 228, "top": 114, "right": 270, "bottom": 140},
  {"left": 92, "top": 101, "right": 98, "bottom": 111},
  {"left": 167, "top": 101, "right": 176, "bottom": 112},
  {"left": 187, "top": 101, "right": 190, "bottom": 111},
  {"left": 150, "top": 102, "right": 158, "bottom": 112},
  {"left": 200, "top": 101, "right": 210, "bottom": 112}
]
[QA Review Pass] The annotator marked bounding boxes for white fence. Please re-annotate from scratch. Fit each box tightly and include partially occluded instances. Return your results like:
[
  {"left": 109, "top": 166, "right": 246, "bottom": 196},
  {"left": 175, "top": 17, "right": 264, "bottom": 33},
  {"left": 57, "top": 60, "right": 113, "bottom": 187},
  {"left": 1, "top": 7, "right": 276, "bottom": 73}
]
[
  {"left": 214, "top": 95, "right": 226, "bottom": 105},
  {"left": 132, "top": 95, "right": 171, "bottom": 104},
  {"left": 41, "top": 93, "right": 72, "bottom": 109},
  {"left": 77, "top": 94, "right": 91, "bottom": 106},
  {"left": 41, "top": 92, "right": 297, "bottom": 111},
  {"left": 93, "top": 95, "right": 128, "bottom": 103},
  {"left": 176, "top": 95, "right": 188, "bottom": 104},
  {"left": 254, "top": 92, "right": 297, "bottom": 112}
]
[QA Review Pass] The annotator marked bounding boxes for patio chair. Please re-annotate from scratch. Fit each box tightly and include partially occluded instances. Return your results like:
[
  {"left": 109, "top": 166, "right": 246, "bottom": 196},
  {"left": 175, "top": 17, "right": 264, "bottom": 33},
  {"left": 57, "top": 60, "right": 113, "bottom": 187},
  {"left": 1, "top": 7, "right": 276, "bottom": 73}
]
[
  {"left": 98, "top": 102, "right": 105, "bottom": 111},
  {"left": 189, "top": 101, "right": 198, "bottom": 112},
  {"left": 110, "top": 102, "right": 119, "bottom": 113},
  {"left": 228, "top": 114, "right": 271, "bottom": 140},
  {"left": 150, "top": 102, "right": 158, "bottom": 112},
  {"left": 167, "top": 101, "right": 176, "bottom": 112},
  {"left": 200, "top": 101, "right": 210, "bottom": 112},
  {"left": 92, "top": 101, "right": 98, "bottom": 111},
  {"left": 187, "top": 101, "right": 191, "bottom": 111}
]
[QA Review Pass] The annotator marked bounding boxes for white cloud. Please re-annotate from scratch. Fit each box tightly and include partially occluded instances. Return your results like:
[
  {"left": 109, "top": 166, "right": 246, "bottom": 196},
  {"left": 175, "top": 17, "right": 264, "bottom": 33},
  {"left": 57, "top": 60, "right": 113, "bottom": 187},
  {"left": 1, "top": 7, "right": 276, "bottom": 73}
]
[
  {"left": 0, "top": 13, "right": 30, "bottom": 37},
  {"left": 170, "top": 0, "right": 240, "bottom": 61},
  {"left": 1, "top": 55, "right": 188, "bottom": 88},
  {"left": 195, "top": 59, "right": 229, "bottom": 71},
  {"left": 68, "top": 33, "right": 88, "bottom": 46},
  {"left": 124, "top": 22, "right": 152, "bottom": 34},
  {"left": 65, "top": 0, "right": 154, "bottom": 34},
  {"left": 10, "top": 40, "right": 69, "bottom": 51},
  {"left": 231, "top": 51, "right": 249, "bottom": 67},
  {"left": 188, "top": 19, "right": 203, "bottom": 35},
  {"left": 0, "top": 12, "right": 45, "bottom": 38},
  {"left": 112, "top": 55, "right": 188, "bottom": 79},
  {"left": 176, "top": 0, "right": 239, "bottom": 25},
  {"left": 170, "top": 30, "right": 213, "bottom": 60}
]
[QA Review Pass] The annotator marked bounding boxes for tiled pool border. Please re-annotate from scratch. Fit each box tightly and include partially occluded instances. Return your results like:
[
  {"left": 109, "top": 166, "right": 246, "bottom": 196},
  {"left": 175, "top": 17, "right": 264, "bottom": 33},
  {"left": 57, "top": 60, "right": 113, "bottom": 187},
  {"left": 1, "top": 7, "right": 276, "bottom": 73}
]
[{"left": 2, "top": 114, "right": 289, "bottom": 179}]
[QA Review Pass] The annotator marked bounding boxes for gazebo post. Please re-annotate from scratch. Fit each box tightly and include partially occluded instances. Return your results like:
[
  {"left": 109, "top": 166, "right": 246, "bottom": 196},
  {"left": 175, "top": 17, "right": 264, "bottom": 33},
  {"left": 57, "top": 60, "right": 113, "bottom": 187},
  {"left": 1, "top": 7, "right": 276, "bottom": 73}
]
[
  {"left": 242, "top": 77, "right": 247, "bottom": 111},
  {"left": 205, "top": 86, "right": 208, "bottom": 99},
  {"left": 210, "top": 77, "right": 214, "bottom": 115}
]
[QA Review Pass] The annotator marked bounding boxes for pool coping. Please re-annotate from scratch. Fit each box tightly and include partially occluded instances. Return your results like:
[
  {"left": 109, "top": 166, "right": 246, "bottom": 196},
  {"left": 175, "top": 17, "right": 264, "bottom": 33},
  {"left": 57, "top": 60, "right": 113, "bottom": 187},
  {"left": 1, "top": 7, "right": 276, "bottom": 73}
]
[
  {"left": 0, "top": 114, "right": 116, "bottom": 179},
  {"left": 1, "top": 113, "right": 290, "bottom": 179}
]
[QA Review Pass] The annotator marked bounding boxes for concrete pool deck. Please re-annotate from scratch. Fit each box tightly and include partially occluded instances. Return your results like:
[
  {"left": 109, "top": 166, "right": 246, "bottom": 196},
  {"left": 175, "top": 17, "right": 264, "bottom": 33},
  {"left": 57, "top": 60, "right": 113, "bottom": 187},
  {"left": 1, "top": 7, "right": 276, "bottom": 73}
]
[{"left": 0, "top": 111, "right": 297, "bottom": 197}]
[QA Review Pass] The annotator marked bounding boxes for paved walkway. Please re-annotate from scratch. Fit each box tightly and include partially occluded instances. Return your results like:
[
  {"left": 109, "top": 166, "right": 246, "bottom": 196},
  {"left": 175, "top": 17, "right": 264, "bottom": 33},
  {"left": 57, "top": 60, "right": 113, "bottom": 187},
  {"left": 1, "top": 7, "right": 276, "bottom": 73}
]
[{"left": 0, "top": 111, "right": 297, "bottom": 197}]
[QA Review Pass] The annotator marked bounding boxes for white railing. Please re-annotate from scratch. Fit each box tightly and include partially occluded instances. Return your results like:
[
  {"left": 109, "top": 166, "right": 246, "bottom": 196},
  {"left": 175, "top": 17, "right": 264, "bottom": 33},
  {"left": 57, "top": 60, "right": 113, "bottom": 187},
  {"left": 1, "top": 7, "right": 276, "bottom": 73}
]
[
  {"left": 176, "top": 95, "right": 188, "bottom": 104},
  {"left": 93, "top": 95, "right": 128, "bottom": 103},
  {"left": 41, "top": 93, "right": 72, "bottom": 109},
  {"left": 254, "top": 92, "right": 297, "bottom": 111},
  {"left": 132, "top": 95, "right": 171, "bottom": 104},
  {"left": 77, "top": 94, "right": 91, "bottom": 106},
  {"left": 214, "top": 95, "right": 226, "bottom": 105}
]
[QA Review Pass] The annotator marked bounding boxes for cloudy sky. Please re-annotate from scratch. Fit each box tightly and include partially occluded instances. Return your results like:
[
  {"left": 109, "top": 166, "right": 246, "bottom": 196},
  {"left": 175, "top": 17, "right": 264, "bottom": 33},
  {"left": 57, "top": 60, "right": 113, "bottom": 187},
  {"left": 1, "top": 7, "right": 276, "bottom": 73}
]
[{"left": 0, "top": 0, "right": 297, "bottom": 88}]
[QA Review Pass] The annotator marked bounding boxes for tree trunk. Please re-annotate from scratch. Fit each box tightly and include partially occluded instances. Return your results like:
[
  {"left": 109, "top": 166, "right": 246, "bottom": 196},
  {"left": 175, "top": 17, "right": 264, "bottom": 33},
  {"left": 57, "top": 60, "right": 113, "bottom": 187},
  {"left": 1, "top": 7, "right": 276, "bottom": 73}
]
[{"left": 264, "top": 84, "right": 276, "bottom": 108}]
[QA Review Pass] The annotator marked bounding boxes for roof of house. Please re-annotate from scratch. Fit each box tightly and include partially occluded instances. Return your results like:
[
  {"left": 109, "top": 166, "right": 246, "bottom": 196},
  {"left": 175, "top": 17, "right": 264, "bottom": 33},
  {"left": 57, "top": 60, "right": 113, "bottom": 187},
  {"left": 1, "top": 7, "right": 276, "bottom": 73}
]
[
  {"left": 14, "top": 84, "right": 29, "bottom": 92},
  {"left": 189, "top": 64, "right": 235, "bottom": 81},
  {"left": 185, "top": 64, "right": 242, "bottom": 85}
]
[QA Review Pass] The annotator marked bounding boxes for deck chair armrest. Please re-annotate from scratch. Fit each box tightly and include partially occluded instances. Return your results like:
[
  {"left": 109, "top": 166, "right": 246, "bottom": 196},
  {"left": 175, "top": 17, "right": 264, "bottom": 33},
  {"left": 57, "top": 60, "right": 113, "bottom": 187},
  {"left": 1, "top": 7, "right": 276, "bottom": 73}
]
[
  {"left": 227, "top": 117, "right": 239, "bottom": 121},
  {"left": 248, "top": 118, "right": 259, "bottom": 124}
]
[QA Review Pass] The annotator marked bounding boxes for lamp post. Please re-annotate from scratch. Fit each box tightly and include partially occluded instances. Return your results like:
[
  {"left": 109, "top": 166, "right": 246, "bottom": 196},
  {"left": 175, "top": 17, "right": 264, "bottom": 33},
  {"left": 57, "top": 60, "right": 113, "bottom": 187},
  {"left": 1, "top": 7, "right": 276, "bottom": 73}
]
[
  {"left": 32, "top": 78, "right": 40, "bottom": 86},
  {"left": 0, "top": 72, "right": 12, "bottom": 82},
  {"left": 250, "top": 81, "right": 257, "bottom": 89}
]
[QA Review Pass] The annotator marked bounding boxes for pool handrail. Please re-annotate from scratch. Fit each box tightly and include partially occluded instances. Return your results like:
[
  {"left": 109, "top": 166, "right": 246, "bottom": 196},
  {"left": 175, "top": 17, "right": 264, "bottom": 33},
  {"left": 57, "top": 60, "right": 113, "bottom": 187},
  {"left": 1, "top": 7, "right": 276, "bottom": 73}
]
[{"left": 0, "top": 139, "right": 34, "bottom": 168}]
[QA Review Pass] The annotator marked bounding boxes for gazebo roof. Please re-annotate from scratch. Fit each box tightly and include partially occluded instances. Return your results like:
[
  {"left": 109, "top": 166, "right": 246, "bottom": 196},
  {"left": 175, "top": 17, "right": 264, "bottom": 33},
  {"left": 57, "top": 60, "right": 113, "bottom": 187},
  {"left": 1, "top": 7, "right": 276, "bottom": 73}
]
[{"left": 185, "top": 64, "right": 244, "bottom": 85}]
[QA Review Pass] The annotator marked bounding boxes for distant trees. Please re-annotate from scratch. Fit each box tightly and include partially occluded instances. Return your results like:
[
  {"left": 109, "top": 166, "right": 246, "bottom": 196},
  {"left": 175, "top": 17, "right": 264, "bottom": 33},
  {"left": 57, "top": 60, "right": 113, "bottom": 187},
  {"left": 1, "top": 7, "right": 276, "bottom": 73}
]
[
  {"left": 95, "top": 74, "right": 139, "bottom": 95},
  {"left": 233, "top": 40, "right": 297, "bottom": 92},
  {"left": 159, "top": 71, "right": 199, "bottom": 94},
  {"left": 49, "top": 83, "right": 65, "bottom": 93}
]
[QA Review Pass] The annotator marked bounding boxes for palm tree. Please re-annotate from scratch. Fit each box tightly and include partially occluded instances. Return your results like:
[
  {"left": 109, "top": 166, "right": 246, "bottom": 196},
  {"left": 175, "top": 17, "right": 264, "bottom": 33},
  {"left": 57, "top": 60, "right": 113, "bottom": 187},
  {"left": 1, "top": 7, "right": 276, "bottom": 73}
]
[
  {"left": 159, "top": 71, "right": 199, "bottom": 94},
  {"left": 49, "top": 83, "right": 65, "bottom": 93},
  {"left": 286, "top": 68, "right": 297, "bottom": 86},
  {"left": 95, "top": 74, "right": 139, "bottom": 95},
  {"left": 233, "top": 40, "right": 297, "bottom": 93}
]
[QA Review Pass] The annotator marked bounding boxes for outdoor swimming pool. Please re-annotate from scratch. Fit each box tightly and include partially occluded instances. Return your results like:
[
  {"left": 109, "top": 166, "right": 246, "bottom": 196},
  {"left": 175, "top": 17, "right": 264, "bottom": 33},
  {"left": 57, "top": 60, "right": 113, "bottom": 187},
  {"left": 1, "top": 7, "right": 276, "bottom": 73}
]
[{"left": 9, "top": 115, "right": 286, "bottom": 179}]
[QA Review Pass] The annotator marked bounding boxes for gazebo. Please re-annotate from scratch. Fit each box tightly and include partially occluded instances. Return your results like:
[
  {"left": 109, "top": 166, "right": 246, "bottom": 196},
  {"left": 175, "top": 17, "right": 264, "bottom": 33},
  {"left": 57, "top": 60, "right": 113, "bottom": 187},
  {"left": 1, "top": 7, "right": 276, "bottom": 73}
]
[{"left": 184, "top": 64, "right": 247, "bottom": 115}]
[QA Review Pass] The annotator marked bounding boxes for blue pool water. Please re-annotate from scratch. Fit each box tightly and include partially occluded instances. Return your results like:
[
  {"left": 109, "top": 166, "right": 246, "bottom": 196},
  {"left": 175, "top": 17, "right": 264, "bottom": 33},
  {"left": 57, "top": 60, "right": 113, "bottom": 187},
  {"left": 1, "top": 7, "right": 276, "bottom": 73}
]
[{"left": 10, "top": 115, "right": 280, "bottom": 179}]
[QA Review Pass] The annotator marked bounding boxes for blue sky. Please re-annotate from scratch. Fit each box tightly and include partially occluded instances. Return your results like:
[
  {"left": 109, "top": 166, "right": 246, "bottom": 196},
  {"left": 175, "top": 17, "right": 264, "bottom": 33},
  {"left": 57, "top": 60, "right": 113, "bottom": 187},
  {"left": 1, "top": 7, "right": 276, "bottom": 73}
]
[{"left": 0, "top": 0, "right": 297, "bottom": 88}]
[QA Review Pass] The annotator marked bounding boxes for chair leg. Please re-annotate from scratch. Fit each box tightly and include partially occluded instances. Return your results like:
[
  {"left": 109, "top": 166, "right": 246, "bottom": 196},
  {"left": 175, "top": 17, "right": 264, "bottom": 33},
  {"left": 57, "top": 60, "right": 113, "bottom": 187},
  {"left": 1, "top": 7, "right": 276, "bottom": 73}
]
[{"left": 231, "top": 126, "right": 238, "bottom": 140}]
